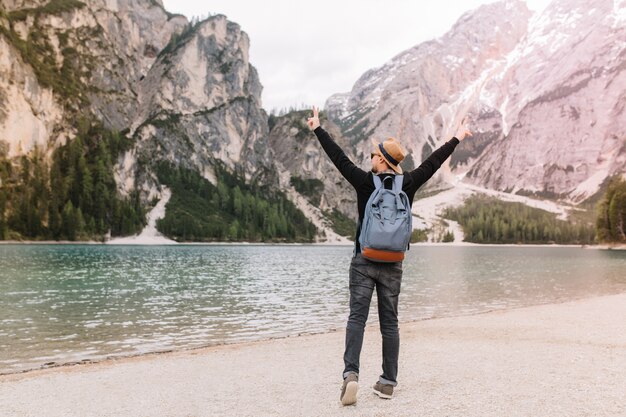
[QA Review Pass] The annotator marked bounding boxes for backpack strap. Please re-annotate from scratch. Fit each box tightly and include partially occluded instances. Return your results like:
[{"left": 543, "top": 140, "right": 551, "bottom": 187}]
[
  {"left": 393, "top": 175, "right": 407, "bottom": 212},
  {"left": 353, "top": 218, "right": 362, "bottom": 257},
  {"left": 393, "top": 175, "right": 404, "bottom": 193},
  {"left": 394, "top": 174, "right": 410, "bottom": 250},
  {"left": 373, "top": 174, "right": 382, "bottom": 190}
]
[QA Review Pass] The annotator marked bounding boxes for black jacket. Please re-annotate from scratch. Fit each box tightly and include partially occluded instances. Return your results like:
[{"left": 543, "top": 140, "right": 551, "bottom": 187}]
[{"left": 313, "top": 126, "right": 460, "bottom": 252}]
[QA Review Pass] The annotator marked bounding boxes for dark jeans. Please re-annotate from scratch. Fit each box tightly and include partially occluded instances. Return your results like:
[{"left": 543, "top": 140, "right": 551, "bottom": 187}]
[{"left": 343, "top": 253, "right": 402, "bottom": 386}]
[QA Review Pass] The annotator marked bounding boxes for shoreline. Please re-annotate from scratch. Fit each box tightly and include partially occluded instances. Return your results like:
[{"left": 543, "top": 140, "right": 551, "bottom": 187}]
[
  {"left": 1, "top": 291, "right": 619, "bottom": 378},
  {"left": 1, "top": 240, "right": 625, "bottom": 250},
  {"left": 1, "top": 292, "right": 624, "bottom": 416}
]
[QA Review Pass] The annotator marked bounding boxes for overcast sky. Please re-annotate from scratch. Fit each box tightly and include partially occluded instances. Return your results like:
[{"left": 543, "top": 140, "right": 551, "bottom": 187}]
[{"left": 162, "top": 0, "right": 552, "bottom": 113}]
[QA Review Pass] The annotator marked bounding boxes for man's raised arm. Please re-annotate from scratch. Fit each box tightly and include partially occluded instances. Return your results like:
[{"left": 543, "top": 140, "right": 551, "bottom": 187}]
[
  {"left": 308, "top": 106, "right": 368, "bottom": 188},
  {"left": 409, "top": 117, "right": 473, "bottom": 189}
]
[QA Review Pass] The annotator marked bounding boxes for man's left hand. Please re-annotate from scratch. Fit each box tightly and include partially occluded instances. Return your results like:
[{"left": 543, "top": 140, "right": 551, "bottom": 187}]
[{"left": 454, "top": 117, "right": 473, "bottom": 141}]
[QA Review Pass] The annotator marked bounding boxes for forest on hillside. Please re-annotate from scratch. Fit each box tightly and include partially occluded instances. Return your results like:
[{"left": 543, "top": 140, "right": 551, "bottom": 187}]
[
  {"left": 0, "top": 120, "right": 144, "bottom": 241},
  {"left": 444, "top": 195, "right": 596, "bottom": 245},
  {"left": 0, "top": 120, "right": 317, "bottom": 243}
]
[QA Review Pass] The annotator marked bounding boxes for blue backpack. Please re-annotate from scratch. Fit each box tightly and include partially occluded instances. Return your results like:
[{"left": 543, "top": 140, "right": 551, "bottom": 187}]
[{"left": 359, "top": 175, "right": 412, "bottom": 262}]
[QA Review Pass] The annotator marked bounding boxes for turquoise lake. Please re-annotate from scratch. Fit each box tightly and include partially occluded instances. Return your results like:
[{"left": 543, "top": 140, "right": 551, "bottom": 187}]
[{"left": 1, "top": 244, "right": 625, "bottom": 374}]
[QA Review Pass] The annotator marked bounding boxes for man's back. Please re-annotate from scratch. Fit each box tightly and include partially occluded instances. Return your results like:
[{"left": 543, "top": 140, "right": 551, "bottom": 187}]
[{"left": 312, "top": 126, "right": 460, "bottom": 251}]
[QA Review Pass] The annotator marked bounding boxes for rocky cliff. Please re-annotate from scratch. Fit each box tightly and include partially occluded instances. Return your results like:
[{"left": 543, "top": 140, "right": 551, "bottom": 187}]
[
  {"left": 120, "top": 13, "right": 275, "bottom": 200},
  {"left": 326, "top": 1, "right": 532, "bottom": 189},
  {"left": 326, "top": 0, "right": 625, "bottom": 204},
  {"left": 1, "top": 0, "right": 278, "bottom": 189},
  {"left": 0, "top": 0, "right": 188, "bottom": 156},
  {"left": 267, "top": 110, "right": 356, "bottom": 240},
  {"left": 0, "top": 0, "right": 341, "bottom": 240},
  {"left": 466, "top": 0, "right": 626, "bottom": 202}
]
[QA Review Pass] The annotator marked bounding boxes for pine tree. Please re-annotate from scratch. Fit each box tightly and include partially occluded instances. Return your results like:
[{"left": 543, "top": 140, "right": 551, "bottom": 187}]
[
  {"left": 76, "top": 206, "right": 86, "bottom": 239},
  {"left": 78, "top": 153, "right": 93, "bottom": 214},
  {"left": 233, "top": 186, "right": 243, "bottom": 217},
  {"left": 596, "top": 177, "right": 626, "bottom": 242},
  {"left": 229, "top": 219, "right": 240, "bottom": 240},
  {"left": 0, "top": 189, "right": 6, "bottom": 240},
  {"left": 62, "top": 201, "right": 77, "bottom": 240},
  {"left": 608, "top": 188, "right": 626, "bottom": 241}
]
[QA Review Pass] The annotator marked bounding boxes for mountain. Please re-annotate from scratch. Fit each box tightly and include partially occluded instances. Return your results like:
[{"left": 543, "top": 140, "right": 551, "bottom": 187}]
[
  {"left": 0, "top": 0, "right": 322, "bottom": 242},
  {"left": 1, "top": 0, "right": 624, "bottom": 243},
  {"left": 326, "top": 0, "right": 625, "bottom": 205},
  {"left": 326, "top": 1, "right": 532, "bottom": 186},
  {"left": 465, "top": 0, "right": 626, "bottom": 202}
]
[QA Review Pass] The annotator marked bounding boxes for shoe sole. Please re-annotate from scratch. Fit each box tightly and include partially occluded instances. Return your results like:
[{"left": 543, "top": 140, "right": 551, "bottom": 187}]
[
  {"left": 341, "top": 381, "right": 358, "bottom": 406},
  {"left": 373, "top": 388, "right": 392, "bottom": 399}
]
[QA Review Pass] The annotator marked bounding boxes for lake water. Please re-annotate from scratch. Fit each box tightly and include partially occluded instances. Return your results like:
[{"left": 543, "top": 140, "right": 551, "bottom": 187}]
[{"left": 1, "top": 244, "right": 625, "bottom": 374}]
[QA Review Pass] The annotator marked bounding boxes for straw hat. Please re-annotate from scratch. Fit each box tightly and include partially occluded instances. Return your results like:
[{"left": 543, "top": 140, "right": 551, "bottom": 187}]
[{"left": 371, "top": 137, "right": 406, "bottom": 174}]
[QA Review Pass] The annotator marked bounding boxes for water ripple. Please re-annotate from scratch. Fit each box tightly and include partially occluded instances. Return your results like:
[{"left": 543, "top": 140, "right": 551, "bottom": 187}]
[{"left": 0, "top": 244, "right": 625, "bottom": 373}]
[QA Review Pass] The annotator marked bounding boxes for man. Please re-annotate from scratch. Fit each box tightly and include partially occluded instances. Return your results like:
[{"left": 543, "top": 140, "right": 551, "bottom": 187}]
[{"left": 306, "top": 106, "right": 471, "bottom": 406}]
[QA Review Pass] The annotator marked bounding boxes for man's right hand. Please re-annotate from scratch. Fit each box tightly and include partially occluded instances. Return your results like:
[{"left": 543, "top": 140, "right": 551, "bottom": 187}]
[{"left": 307, "top": 106, "right": 320, "bottom": 131}]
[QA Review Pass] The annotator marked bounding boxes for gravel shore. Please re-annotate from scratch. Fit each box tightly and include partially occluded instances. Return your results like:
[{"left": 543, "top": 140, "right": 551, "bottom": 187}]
[{"left": 1, "top": 293, "right": 625, "bottom": 417}]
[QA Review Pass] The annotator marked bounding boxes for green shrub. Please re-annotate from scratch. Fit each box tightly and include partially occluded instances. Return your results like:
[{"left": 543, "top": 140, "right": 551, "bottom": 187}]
[
  {"left": 290, "top": 176, "right": 324, "bottom": 206},
  {"left": 7, "top": 0, "right": 85, "bottom": 21},
  {"left": 323, "top": 209, "right": 355, "bottom": 239},
  {"left": 410, "top": 228, "right": 428, "bottom": 243}
]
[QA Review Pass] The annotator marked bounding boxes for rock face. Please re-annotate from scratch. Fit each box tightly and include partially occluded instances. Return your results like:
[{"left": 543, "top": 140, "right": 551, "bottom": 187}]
[
  {"left": 0, "top": 33, "right": 64, "bottom": 157},
  {"left": 466, "top": 0, "right": 626, "bottom": 202},
  {"left": 123, "top": 14, "right": 274, "bottom": 199},
  {"left": 83, "top": 0, "right": 188, "bottom": 131},
  {"left": 0, "top": 0, "right": 188, "bottom": 158},
  {"left": 267, "top": 111, "right": 356, "bottom": 240},
  {"left": 326, "top": 1, "right": 532, "bottom": 189},
  {"left": 326, "top": 0, "right": 626, "bottom": 203},
  {"left": 0, "top": 1, "right": 274, "bottom": 203}
]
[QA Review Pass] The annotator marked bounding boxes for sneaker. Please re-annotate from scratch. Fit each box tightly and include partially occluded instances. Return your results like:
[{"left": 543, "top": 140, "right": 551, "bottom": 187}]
[
  {"left": 340, "top": 373, "right": 358, "bottom": 406},
  {"left": 373, "top": 382, "right": 393, "bottom": 399}
]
